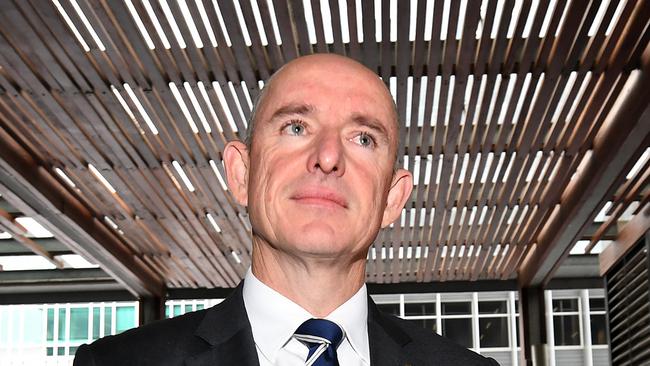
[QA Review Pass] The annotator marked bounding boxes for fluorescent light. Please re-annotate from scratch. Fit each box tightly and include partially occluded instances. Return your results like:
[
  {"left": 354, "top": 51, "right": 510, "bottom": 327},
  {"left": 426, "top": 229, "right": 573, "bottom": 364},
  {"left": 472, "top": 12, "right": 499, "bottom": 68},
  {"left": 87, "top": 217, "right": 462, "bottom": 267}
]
[
  {"left": 419, "top": 208, "right": 426, "bottom": 227},
  {"left": 522, "top": 0, "right": 540, "bottom": 37},
  {"left": 172, "top": 160, "right": 195, "bottom": 192},
  {"left": 143, "top": 0, "right": 171, "bottom": 49},
  {"left": 250, "top": 0, "right": 268, "bottom": 45},
  {"left": 409, "top": 208, "right": 416, "bottom": 227},
  {"left": 490, "top": 0, "right": 505, "bottom": 39},
  {"left": 212, "top": 0, "right": 232, "bottom": 46},
  {"left": 390, "top": 0, "right": 397, "bottom": 42},
  {"left": 525, "top": 151, "right": 543, "bottom": 182},
  {"left": 338, "top": 0, "right": 350, "bottom": 43},
  {"left": 440, "top": 0, "right": 450, "bottom": 39},
  {"left": 375, "top": 0, "right": 382, "bottom": 41},
  {"left": 15, "top": 217, "right": 53, "bottom": 238},
  {"left": 478, "top": 206, "right": 488, "bottom": 225},
  {"left": 389, "top": 76, "right": 397, "bottom": 104},
  {"left": 231, "top": 250, "right": 242, "bottom": 264},
  {"left": 412, "top": 155, "right": 420, "bottom": 184},
  {"left": 605, "top": 0, "right": 626, "bottom": 36},
  {"left": 502, "top": 152, "right": 516, "bottom": 183},
  {"left": 444, "top": 76, "right": 455, "bottom": 126},
  {"left": 65, "top": 0, "right": 106, "bottom": 51},
  {"left": 123, "top": 83, "right": 159, "bottom": 135},
  {"left": 431, "top": 75, "right": 441, "bottom": 126},
  {"left": 233, "top": 0, "right": 251, "bottom": 46},
  {"left": 160, "top": 0, "right": 187, "bottom": 48},
  {"left": 54, "top": 167, "right": 76, "bottom": 188},
  {"left": 405, "top": 76, "right": 413, "bottom": 127},
  {"left": 184, "top": 82, "right": 211, "bottom": 133},
  {"left": 469, "top": 152, "right": 481, "bottom": 183},
  {"left": 241, "top": 81, "right": 253, "bottom": 110},
  {"left": 356, "top": 0, "right": 363, "bottom": 42},
  {"left": 52, "top": 0, "right": 90, "bottom": 52},
  {"left": 303, "top": 0, "right": 317, "bottom": 44},
  {"left": 551, "top": 72, "right": 577, "bottom": 123},
  {"left": 424, "top": 154, "right": 433, "bottom": 185},
  {"left": 195, "top": 0, "right": 218, "bottom": 46},
  {"left": 507, "top": 0, "right": 523, "bottom": 38},
  {"left": 518, "top": 205, "right": 529, "bottom": 224},
  {"left": 169, "top": 82, "right": 199, "bottom": 134},
  {"left": 209, "top": 160, "right": 228, "bottom": 191},
  {"left": 456, "top": 0, "right": 467, "bottom": 39},
  {"left": 400, "top": 208, "right": 406, "bottom": 227},
  {"left": 507, "top": 205, "right": 519, "bottom": 224},
  {"left": 266, "top": 0, "right": 282, "bottom": 44},
  {"left": 0, "top": 256, "right": 56, "bottom": 271},
  {"left": 198, "top": 82, "right": 224, "bottom": 133},
  {"left": 57, "top": 254, "right": 99, "bottom": 269},
  {"left": 449, "top": 206, "right": 457, "bottom": 225},
  {"left": 626, "top": 148, "right": 649, "bottom": 179},
  {"left": 480, "top": 152, "right": 494, "bottom": 183},
  {"left": 468, "top": 206, "right": 478, "bottom": 225},
  {"left": 213, "top": 81, "right": 238, "bottom": 132},
  {"left": 539, "top": 0, "right": 558, "bottom": 37},
  {"left": 458, "top": 206, "right": 467, "bottom": 225},
  {"left": 566, "top": 72, "right": 592, "bottom": 123},
  {"left": 417, "top": 76, "right": 428, "bottom": 127},
  {"left": 104, "top": 216, "right": 119, "bottom": 229},
  {"left": 497, "top": 74, "right": 517, "bottom": 125},
  {"left": 178, "top": 0, "right": 204, "bottom": 48},
  {"left": 409, "top": 0, "right": 418, "bottom": 41},
  {"left": 588, "top": 0, "right": 611, "bottom": 36},
  {"left": 206, "top": 212, "right": 222, "bottom": 232},
  {"left": 554, "top": 0, "right": 571, "bottom": 37},
  {"left": 321, "top": 0, "right": 334, "bottom": 43},
  {"left": 228, "top": 81, "right": 248, "bottom": 128},
  {"left": 125, "top": 0, "right": 156, "bottom": 49},
  {"left": 436, "top": 154, "right": 443, "bottom": 184},
  {"left": 458, "top": 153, "right": 470, "bottom": 183},
  {"left": 111, "top": 85, "right": 146, "bottom": 135},
  {"left": 88, "top": 164, "right": 117, "bottom": 193}
]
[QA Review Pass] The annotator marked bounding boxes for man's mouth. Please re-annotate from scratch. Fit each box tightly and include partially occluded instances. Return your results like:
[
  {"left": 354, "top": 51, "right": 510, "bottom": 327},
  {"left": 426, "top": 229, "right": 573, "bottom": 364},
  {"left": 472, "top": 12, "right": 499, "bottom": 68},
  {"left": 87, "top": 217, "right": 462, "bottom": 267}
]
[{"left": 290, "top": 188, "right": 348, "bottom": 209}]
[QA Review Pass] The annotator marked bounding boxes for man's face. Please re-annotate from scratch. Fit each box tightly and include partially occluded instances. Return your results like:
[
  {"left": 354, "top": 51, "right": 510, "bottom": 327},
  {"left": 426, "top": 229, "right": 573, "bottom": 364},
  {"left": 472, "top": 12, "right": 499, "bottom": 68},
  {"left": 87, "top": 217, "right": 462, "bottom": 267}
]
[{"left": 234, "top": 56, "right": 409, "bottom": 262}]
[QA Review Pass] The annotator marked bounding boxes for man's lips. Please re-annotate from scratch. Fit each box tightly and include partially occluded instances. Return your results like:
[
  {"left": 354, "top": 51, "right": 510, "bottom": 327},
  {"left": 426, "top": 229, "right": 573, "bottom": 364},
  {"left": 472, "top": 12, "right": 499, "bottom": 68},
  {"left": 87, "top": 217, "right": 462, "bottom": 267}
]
[{"left": 290, "top": 188, "right": 348, "bottom": 208}]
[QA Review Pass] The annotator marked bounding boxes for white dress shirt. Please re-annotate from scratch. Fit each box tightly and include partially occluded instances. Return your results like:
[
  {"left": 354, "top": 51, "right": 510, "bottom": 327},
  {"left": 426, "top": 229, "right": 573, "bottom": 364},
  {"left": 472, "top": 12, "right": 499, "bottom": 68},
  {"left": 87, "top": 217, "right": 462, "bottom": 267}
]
[{"left": 242, "top": 269, "right": 370, "bottom": 366}]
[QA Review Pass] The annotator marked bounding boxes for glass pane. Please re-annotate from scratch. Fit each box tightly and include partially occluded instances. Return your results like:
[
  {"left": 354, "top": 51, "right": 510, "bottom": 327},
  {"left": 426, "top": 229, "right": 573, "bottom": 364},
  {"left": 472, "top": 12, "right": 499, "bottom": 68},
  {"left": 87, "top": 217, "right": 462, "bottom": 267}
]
[
  {"left": 407, "top": 318, "right": 437, "bottom": 333},
  {"left": 165, "top": 306, "right": 170, "bottom": 319},
  {"left": 173, "top": 305, "right": 182, "bottom": 316},
  {"left": 591, "top": 314, "right": 607, "bottom": 345},
  {"left": 23, "top": 307, "right": 43, "bottom": 344},
  {"left": 442, "top": 318, "right": 473, "bottom": 348},
  {"left": 46, "top": 347, "right": 53, "bottom": 356},
  {"left": 185, "top": 304, "right": 193, "bottom": 313},
  {"left": 70, "top": 346, "right": 79, "bottom": 355},
  {"left": 590, "top": 298, "right": 606, "bottom": 311},
  {"left": 47, "top": 308, "right": 54, "bottom": 341},
  {"left": 70, "top": 308, "right": 89, "bottom": 341},
  {"left": 58, "top": 308, "right": 66, "bottom": 341},
  {"left": 442, "top": 302, "right": 471, "bottom": 315},
  {"left": 376, "top": 303, "right": 400, "bottom": 316},
  {"left": 479, "top": 317, "right": 509, "bottom": 348},
  {"left": 479, "top": 301, "right": 507, "bottom": 314},
  {"left": 553, "top": 315, "right": 581, "bottom": 346},
  {"left": 104, "top": 307, "right": 112, "bottom": 336},
  {"left": 92, "top": 307, "right": 100, "bottom": 339},
  {"left": 552, "top": 298, "right": 579, "bottom": 312},
  {"left": 197, "top": 304, "right": 204, "bottom": 310},
  {"left": 404, "top": 302, "right": 436, "bottom": 316},
  {"left": 57, "top": 347, "right": 65, "bottom": 356},
  {"left": 115, "top": 306, "right": 136, "bottom": 333}
]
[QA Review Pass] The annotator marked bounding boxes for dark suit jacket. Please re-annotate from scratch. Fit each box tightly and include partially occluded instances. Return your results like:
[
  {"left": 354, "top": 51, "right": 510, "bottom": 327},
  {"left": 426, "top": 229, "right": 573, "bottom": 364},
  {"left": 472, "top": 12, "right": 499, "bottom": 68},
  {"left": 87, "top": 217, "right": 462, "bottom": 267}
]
[{"left": 74, "top": 284, "right": 499, "bottom": 365}]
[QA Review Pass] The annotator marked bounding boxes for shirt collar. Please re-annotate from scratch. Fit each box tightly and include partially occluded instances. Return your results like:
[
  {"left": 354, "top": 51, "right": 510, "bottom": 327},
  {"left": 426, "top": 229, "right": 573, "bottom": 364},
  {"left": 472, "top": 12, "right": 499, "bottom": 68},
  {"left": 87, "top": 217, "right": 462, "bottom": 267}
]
[{"left": 242, "top": 268, "right": 369, "bottom": 363}]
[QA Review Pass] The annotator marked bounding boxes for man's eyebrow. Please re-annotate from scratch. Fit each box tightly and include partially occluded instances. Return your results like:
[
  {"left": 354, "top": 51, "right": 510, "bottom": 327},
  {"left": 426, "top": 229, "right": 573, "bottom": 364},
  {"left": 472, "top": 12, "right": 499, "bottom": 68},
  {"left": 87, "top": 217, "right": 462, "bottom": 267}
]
[
  {"left": 352, "top": 114, "right": 391, "bottom": 143},
  {"left": 268, "top": 103, "right": 315, "bottom": 121}
]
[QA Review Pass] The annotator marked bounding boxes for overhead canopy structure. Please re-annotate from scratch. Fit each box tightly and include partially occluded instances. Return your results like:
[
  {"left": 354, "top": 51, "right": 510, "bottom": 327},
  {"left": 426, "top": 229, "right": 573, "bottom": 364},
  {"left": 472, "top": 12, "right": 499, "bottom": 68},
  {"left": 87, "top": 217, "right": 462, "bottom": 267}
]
[{"left": 0, "top": 0, "right": 648, "bottom": 299}]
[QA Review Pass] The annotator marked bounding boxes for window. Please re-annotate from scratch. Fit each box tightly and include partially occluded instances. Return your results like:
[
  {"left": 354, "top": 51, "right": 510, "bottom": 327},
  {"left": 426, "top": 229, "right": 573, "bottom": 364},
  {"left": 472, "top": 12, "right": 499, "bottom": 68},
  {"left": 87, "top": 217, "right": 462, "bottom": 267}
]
[
  {"left": 376, "top": 303, "right": 400, "bottom": 316},
  {"left": 441, "top": 301, "right": 473, "bottom": 348},
  {"left": 552, "top": 298, "right": 581, "bottom": 346},
  {"left": 590, "top": 298, "right": 607, "bottom": 345},
  {"left": 478, "top": 301, "right": 509, "bottom": 348}
]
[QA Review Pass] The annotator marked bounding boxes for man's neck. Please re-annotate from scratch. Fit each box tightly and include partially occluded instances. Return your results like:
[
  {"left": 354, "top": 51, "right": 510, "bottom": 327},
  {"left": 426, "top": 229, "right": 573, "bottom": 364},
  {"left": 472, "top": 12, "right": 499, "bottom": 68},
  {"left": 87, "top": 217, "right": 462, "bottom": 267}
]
[{"left": 250, "top": 242, "right": 367, "bottom": 317}]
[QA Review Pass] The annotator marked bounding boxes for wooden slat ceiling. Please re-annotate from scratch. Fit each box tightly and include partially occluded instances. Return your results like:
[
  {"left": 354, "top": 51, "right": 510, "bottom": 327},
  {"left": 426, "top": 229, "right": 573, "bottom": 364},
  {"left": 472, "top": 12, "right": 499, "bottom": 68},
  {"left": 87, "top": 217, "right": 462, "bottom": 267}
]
[{"left": 0, "top": 0, "right": 649, "bottom": 294}]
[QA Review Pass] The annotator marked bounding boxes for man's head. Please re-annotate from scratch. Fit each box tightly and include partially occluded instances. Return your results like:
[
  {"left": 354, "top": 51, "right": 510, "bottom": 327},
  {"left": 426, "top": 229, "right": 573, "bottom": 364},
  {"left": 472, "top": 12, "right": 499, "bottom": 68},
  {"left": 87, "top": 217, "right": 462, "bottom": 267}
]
[{"left": 223, "top": 54, "right": 412, "bottom": 264}]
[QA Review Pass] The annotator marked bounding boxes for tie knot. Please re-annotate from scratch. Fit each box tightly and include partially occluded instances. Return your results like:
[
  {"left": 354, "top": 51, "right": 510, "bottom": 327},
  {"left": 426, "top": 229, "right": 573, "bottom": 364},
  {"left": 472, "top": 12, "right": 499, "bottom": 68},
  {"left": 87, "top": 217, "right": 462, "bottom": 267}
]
[{"left": 294, "top": 318, "right": 344, "bottom": 348}]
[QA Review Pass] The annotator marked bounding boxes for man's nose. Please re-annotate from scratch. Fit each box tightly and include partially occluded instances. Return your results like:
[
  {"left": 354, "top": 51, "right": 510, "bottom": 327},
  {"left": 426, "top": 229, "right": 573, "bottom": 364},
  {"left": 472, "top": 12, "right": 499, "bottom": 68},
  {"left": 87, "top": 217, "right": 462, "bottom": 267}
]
[{"left": 307, "top": 131, "right": 346, "bottom": 176}]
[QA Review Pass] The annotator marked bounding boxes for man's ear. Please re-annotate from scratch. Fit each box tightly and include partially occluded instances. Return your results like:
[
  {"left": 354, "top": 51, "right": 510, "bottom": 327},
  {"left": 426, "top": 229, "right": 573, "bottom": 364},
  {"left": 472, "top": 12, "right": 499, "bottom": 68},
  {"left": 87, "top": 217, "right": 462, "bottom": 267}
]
[
  {"left": 223, "top": 141, "right": 249, "bottom": 206},
  {"left": 381, "top": 168, "right": 413, "bottom": 228}
]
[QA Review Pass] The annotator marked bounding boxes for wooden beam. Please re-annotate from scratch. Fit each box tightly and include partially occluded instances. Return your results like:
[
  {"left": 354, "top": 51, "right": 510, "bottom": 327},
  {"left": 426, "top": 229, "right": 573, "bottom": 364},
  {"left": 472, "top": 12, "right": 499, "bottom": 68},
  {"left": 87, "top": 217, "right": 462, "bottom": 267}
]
[
  {"left": 0, "top": 126, "right": 163, "bottom": 297},
  {"left": 0, "top": 237, "right": 71, "bottom": 255},
  {"left": 599, "top": 202, "right": 650, "bottom": 275},
  {"left": 0, "top": 208, "right": 64, "bottom": 268},
  {"left": 518, "top": 42, "right": 650, "bottom": 287}
]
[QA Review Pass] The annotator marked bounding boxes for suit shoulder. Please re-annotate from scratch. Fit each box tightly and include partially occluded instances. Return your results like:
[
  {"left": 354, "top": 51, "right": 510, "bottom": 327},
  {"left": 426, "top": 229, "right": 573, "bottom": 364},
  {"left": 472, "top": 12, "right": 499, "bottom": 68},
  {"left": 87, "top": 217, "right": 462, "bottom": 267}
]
[
  {"left": 381, "top": 313, "right": 500, "bottom": 365},
  {"left": 76, "top": 309, "right": 210, "bottom": 365}
]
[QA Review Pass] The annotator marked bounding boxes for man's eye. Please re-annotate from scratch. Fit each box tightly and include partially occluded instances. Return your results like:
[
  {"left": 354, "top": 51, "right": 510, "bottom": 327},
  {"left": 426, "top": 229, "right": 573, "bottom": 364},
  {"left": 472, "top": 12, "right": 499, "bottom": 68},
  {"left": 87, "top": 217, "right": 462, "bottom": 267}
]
[
  {"left": 355, "top": 132, "right": 375, "bottom": 148},
  {"left": 284, "top": 121, "right": 305, "bottom": 135}
]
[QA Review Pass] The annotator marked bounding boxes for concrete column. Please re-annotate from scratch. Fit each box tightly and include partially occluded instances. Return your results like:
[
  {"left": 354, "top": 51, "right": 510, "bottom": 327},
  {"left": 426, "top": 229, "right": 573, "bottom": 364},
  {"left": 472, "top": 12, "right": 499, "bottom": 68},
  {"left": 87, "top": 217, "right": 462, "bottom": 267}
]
[{"left": 139, "top": 296, "right": 165, "bottom": 325}]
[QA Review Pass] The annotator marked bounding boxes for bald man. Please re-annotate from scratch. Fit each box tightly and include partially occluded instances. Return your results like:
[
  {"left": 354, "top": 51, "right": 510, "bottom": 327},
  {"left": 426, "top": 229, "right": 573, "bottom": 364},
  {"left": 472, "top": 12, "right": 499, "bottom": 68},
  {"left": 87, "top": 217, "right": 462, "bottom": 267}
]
[{"left": 74, "top": 54, "right": 499, "bottom": 366}]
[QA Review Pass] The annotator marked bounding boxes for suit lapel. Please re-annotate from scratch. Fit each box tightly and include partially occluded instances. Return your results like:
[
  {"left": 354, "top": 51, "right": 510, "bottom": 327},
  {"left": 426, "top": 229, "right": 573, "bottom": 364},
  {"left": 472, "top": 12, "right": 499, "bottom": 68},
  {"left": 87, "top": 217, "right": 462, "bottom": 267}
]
[
  {"left": 184, "top": 282, "right": 260, "bottom": 366},
  {"left": 368, "top": 297, "right": 413, "bottom": 366}
]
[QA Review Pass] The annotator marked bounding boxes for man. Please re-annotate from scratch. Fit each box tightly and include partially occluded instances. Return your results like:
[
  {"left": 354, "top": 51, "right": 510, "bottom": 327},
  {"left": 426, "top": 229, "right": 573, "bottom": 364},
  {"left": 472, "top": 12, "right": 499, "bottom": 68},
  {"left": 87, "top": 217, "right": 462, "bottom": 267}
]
[{"left": 74, "top": 54, "right": 498, "bottom": 365}]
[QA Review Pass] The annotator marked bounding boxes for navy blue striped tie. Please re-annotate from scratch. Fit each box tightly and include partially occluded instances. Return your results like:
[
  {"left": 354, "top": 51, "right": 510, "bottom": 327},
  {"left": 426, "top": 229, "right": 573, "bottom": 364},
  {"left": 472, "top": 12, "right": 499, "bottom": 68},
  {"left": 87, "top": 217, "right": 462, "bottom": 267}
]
[{"left": 294, "top": 318, "right": 344, "bottom": 366}]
